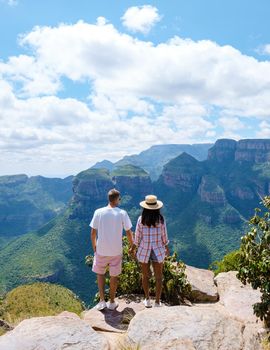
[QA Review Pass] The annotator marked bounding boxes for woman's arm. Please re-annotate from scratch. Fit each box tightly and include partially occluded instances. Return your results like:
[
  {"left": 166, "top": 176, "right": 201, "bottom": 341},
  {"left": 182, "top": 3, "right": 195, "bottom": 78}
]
[
  {"left": 134, "top": 217, "right": 143, "bottom": 247},
  {"left": 162, "top": 220, "right": 170, "bottom": 256}
]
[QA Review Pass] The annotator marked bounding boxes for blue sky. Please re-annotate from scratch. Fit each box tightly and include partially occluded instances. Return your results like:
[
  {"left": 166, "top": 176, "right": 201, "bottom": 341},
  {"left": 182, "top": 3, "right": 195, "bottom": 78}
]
[{"left": 0, "top": 0, "right": 270, "bottom": 177}]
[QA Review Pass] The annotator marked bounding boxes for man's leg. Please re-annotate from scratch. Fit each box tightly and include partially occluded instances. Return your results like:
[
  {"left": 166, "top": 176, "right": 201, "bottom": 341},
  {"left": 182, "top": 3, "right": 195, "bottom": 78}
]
[
  {"left": 108, "top": 255, "right": 122, "bottom": 305},
  {"left": 97, "top": 274, "right": 105, "bottom": 301},
  {"left": 109, "top": 275, "right": 118, "bottom": 303},
  {"left": 92, "top": 253, "right": 107, "bottom": 305}
]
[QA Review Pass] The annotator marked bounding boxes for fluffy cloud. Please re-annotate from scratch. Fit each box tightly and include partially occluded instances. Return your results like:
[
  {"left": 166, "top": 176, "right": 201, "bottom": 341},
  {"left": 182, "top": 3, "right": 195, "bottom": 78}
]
[
  {"left": 121, "top": 5, "right": 161, "bottom": 34},
  {"left": 1, "top": 18, "right": 270, "bottom": 176}
]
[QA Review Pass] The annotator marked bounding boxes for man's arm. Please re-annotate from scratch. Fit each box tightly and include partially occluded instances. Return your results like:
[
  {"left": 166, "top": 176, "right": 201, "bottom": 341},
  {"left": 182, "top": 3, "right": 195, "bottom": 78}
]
[
  {"left": 125, "top": 229, "right": 134, "bottom": 247},
  {"left": 91, "top": 228, "right": 97, "bottom": 253}
]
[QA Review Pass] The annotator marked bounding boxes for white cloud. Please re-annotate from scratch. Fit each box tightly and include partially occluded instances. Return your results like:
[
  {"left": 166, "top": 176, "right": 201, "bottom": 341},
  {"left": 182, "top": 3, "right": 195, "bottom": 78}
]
[
  {"left": 1, "top": 0, "right": 18, "bottom": 6},
  {"left": 219, "top": 117, "right": 245, "bottom": 131},
  {"left": 0, "top": 19, "right": 270, "bottom": 176},
  {"left": 121, "top": 5, "right": 161, "bottom": 34},
  {"left": 257, "top": 44, "right": 270, "bottom": 55}
]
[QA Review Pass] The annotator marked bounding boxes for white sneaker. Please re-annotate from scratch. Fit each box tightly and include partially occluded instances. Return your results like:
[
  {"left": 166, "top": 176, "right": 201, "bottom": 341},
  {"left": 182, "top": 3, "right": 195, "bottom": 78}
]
[
  {"left": 143, "top": 298, "right": 152, "bottom": 308},
  {"left": 154, "top": 301, "right": 163, "bottom": 307},
  {"left": 95, "top": 300, "right": 107, "bottom": 311},
  {"left": 106, "top": 301, "right": 119, "bottom": 310}
]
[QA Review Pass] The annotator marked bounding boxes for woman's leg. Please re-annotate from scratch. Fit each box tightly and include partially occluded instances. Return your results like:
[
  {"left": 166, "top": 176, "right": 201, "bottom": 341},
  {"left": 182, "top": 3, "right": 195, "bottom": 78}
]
[
  {"left": 140, "top": 262, "right": 151, "bottom": 299},
  {"left": 152, "top": 261, "right": 164, "bottom": 303}
]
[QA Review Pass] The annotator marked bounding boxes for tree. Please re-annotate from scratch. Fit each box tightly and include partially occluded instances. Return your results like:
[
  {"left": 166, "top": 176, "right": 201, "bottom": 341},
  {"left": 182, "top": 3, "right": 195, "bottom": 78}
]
[{"left": 237, "top": 195, "right": 270, "bottom": 326}]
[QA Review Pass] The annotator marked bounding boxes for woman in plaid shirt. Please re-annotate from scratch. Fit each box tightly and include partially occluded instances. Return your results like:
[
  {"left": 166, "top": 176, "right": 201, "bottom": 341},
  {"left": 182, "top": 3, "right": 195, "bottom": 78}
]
[{"left": 132, "top": 195, "right": 170, "bottom": 308}]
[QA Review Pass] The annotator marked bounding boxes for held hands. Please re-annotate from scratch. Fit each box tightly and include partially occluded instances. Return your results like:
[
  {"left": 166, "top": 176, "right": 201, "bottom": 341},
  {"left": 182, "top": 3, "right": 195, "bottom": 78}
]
[
  {"left": 165, "top": 245, "right": 170, "bottom": 257},
  {"left": 129, "top": 244, "right": 137, "bottom": 259}
]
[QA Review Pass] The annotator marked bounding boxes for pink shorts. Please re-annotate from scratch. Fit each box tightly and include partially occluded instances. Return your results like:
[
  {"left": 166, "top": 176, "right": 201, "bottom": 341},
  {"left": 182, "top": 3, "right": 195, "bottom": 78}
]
[{"left": 92, "top": 253, "right": 122, "bottom": 276}]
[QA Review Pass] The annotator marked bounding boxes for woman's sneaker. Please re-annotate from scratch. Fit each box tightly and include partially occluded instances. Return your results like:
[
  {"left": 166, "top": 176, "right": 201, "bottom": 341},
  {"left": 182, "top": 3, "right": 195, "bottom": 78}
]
[
  {"left": 95, "top": 300, "right": 107, "bottom": 311},
  {"left": 106, "top": 301, "right": 119, "bottom": 310},
  {"left": 153, "top": 301, "right": 163, "bottom": 307},
  {"left": 143, "top": 298, "right": 152, "bottom": 308}
]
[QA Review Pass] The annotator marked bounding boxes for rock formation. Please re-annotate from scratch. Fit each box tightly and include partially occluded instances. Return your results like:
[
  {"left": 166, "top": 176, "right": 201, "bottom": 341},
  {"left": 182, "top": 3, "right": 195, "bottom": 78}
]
[{"left": 0, "top": 267, "right": 268, "bottom": 350}]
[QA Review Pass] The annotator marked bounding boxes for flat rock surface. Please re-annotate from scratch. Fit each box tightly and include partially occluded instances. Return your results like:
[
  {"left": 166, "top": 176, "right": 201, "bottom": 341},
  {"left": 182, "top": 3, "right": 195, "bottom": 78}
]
[
  {"left": 0, "top": 315, "right": 109, "bottom": 350},
  {"left": 185, "top": 264, "right": 218, "bottom": 302},
  {"left": 82, "top": 296, "right": 145, "bottom": 333}
]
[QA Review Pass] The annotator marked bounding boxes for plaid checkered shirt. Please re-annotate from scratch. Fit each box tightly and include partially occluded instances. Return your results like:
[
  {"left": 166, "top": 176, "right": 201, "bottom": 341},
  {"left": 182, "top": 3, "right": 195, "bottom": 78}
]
[{"left": 134, "top": 215, "right": 169, "bottom": 263}]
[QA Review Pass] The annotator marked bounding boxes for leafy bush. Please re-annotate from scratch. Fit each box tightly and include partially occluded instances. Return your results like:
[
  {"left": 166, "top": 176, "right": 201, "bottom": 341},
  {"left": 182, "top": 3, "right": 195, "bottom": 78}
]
[
  {"left": 85, "top": 237, "right": 191, "bottom": 304},
  {"left": 209, "top": 249, "right": 241, "bottom": 276},
  {"left": 0, "top": 282, "right": 85, "bottom": 326},
  {"left": 236, "top": 196, "right": 270, "bottom": 327}
]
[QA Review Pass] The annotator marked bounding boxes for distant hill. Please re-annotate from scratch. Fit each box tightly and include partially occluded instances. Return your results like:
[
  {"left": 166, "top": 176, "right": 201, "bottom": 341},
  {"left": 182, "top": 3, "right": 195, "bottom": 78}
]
[
  {"left": 92, "top": 143, "right": 213, "bottom": 180},
  {"left": 0, "top": 174, "right": 73, "bottom": 249},
  {"left": 1, "top": 139, "right": 270, "bottom": 305}
]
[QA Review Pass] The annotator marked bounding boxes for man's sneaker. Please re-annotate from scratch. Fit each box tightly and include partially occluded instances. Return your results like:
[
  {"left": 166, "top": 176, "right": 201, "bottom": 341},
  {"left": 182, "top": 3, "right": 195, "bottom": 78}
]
[
  {"left": 143, "top": 298, "right": 152, "bottom": 308},
  {"left": 106, "top": 301, "right": 119, "bottom": 310},
  {"left": 95, "top": 300, "right": 107, "bottom": 311},
  {"left": 153, "top": 301, "right": 163, "bottom": 307}
]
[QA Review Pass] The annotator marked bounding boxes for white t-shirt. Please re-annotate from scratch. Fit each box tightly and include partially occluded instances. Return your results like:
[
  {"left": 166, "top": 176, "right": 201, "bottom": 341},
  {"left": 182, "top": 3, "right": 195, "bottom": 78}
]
[{"left": 89, "top": 206, "right": 132, "bottom": 256}]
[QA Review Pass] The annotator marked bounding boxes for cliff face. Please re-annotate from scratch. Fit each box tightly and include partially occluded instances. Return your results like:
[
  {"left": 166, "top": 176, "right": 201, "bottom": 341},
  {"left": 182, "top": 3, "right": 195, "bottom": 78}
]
[
  {"left": 207, "top": 139, "right": 237, "bottom": 162},
  {"left": 208, "top": 138, "right": 270, "bottom": 163},
  {"left": 70, "top": 165, "right": 153, "bottom": 219},
  {"left": 161, "top": 153, "right": 203, "bottom": 193},
  {"left": 197, "top": 175, "right": 226, "bottom": 206}
]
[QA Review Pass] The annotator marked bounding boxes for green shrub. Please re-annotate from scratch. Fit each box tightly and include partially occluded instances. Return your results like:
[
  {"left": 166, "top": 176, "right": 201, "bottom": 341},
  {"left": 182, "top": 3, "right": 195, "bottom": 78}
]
[
  {"left": 0, "top": 282, "right": 85, "bottom": 326},
  {"left": 85, "top": 237, "right": 191, "bottom": 304},
  {"left": 236, "top": 196, "right": 270, "bottom": 327},
  {"left": 209, "top": 249, "right": 241, "bottom": 276}
]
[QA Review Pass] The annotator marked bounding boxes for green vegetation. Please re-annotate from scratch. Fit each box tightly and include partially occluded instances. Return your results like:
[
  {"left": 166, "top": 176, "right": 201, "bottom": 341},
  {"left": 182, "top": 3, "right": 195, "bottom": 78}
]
[
  {"left": 237, "top": 196, "right": 270, "bottom": 326},
  {"left": 85, "top": 237, "right": 191, "bottom": 305},
  {"left": 75, "top": 168, "right": 111, "bottom": 180},
  {"left": 0, "top": 282, "right": 85, "bottom": 329},
  {"left": 0, "top": 211, "right": 97, "bottom": 305},
  {"left": 209, "top": 249, "right": 241, "bottom": 275},
  {"left": 0, "top": 174, "right": 73, "bottom": 245},
  {"left": 112, "top": 164, "right": 149, "bottom": 177}
]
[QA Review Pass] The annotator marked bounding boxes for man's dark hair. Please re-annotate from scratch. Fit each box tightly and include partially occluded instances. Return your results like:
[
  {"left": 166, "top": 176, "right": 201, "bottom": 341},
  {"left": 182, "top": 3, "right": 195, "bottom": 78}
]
[
  {"left": 108, "top": 189, "right": 120, "bottom": 203},
  {"left": 141, "top": 208, "right": 164, "bottom": 227}
]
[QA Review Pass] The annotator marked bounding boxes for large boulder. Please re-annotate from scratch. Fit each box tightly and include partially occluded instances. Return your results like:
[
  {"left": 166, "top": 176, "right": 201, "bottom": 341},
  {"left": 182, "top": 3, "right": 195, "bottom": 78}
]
[
  {"left": 126, "top": 304, "right": 263, "bottom": 350},
  {"left": 0, "top": 314, "right": 109, "bottom": 350},
  {"left": 125, "top": 270, "right": 267, "bottom": 350},
  {"left": 214, "top": 270, "right": 262, "bottom": 323},
  {"left": 185, "top": 264, "right": 218, "bottom": 302}
]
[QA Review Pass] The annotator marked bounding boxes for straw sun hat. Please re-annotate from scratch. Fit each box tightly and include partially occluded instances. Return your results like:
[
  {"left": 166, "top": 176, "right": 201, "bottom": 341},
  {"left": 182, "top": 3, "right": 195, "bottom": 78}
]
[{"left": 140, "top": 195, "right": 163, "bottom": 210}]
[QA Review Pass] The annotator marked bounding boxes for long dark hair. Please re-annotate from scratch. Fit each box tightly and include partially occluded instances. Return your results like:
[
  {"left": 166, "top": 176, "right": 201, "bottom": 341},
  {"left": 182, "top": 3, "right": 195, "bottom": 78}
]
[{"left": 141, "top": 208, "right": 164, "bottom": 227}]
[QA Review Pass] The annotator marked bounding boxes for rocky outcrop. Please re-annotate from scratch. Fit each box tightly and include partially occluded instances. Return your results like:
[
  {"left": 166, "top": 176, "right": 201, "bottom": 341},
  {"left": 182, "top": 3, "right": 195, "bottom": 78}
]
[
  {"left": 214, "top": 271, "right": 262, "bottom": 324},
  {"left": 198, "top": 175, "right": 226, "bottom": 206},
  {"left": 82, "top": 296, "right": 145, "bottom": 333},
  {"left": 208, "top": 138, "right": 270, "bottom": 164},
  {"left": 185, "top": 264, "right": 218, "bottom": 302},
  {"left": 161, "top": 153, "right": 203, "bottom": 193},
  {"left": 0, "top": 269, "right": 268, "bottom": 350},
  {"left": 208, "top": 139, "right": 237, "bottom": 162},
  {"left": 0, "top": 313, "right": 109, "bottom": 350},
  {"left": 229, "top": 185, "right": 255, "bottom": 200},
  {"left": 235, "top": 139, "right": 270, "bottom": 163},
  {"left": 125, "top": 271, "right": 265, "bottom": 350}
]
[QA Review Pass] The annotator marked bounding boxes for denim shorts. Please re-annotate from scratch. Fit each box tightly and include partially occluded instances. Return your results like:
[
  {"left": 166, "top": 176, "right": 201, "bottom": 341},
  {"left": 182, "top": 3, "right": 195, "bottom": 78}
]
[{"left": 149, "top": 249, "right": 159, "bottom": 262}]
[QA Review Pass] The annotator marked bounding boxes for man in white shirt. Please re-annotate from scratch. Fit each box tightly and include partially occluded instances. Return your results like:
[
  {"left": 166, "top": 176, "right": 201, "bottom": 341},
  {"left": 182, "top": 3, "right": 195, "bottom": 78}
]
[{"left": 90, "top": 189, "right": 134, "bottom": 311}]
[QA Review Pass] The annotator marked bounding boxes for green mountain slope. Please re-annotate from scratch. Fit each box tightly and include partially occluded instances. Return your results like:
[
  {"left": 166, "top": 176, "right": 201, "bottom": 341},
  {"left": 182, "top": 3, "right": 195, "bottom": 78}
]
[
  {"left": 1, "top": 139, "right": 270, "bottom": 304},
  {"left": 0, "top": 174, "right": 73, "bottom": 248}
]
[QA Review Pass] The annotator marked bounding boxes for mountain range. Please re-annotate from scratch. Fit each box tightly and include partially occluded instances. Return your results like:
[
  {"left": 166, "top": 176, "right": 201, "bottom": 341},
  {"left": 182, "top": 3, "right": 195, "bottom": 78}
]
[{"left": 1, "top": 139, "right": 270, "bottom": 304}]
